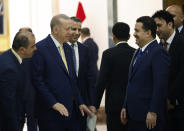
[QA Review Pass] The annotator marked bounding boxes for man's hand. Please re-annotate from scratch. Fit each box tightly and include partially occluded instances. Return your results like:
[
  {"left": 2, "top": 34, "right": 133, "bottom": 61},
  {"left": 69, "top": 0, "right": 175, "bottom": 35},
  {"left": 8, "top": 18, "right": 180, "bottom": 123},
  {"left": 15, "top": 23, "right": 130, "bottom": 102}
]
[
  {"left": 79, "top": 104, "right": 93, "bottom": 118},
  {"left": 89, "top": 106, "right": 97, "bottom": 114},
  {"left": 146, "top": 112, "right": 157, "bottom": 130},
  {"left": 52, "top": 103, "right": 69, "bottom": 117},
  {"left": 120, "top": 108, "right": 127, "bottom": 125}
]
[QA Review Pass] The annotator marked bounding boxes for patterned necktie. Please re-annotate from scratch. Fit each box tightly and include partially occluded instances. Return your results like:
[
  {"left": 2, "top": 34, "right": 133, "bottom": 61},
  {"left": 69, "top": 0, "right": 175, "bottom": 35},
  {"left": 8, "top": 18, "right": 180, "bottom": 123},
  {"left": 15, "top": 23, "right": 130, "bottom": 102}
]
[
  {"left": 163, "top": 42, "right": 168, "bottom": 52},
  {"left": 59, "top": 44, "right": 68, "bottom": 72},
  {"left": 71, "top": 44, "right": 77, "bottom": 74}
]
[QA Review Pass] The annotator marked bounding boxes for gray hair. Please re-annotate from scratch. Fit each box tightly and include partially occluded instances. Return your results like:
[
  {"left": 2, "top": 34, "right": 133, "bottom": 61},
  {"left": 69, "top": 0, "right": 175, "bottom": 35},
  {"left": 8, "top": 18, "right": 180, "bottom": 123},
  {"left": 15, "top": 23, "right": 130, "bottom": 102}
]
[{"left": 50, "top": 14, "right": 70, "bottom": 31}]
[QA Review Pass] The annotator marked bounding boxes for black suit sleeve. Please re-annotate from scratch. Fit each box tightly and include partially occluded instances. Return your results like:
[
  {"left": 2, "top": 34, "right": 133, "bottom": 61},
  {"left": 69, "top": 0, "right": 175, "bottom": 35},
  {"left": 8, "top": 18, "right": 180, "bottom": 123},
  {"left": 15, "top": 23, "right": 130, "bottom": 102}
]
[
  {"left": 87, "top": 48, "right": 97, "bottom": 106},
  {"left": 169, "top": 45, "right": 184, "bottom": 104},
  {"left": 95, "top": 51, "right": 112, "bottom": 109}
]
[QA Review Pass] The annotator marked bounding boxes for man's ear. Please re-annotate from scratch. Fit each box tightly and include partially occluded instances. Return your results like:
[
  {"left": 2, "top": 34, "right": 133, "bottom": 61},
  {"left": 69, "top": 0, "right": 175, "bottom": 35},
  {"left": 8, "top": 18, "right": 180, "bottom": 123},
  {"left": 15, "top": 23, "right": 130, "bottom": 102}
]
[
  {"left": 18, "top": 46, "right": 26, "bottom": 54},
  {"left": 53, "top": 26, "right": 58, "bottom": 34},
  {"left": 112, "top": 33, "right": 116, "bottom": 41},
  {"left": 146, "top": 30, "right": 152, "bottom": 37},
  {"left": 127, "top": 34, "right": 130, "bottom": 40},
  {"left": 168, "top": 21, "right": 174, "bottom": 29}
]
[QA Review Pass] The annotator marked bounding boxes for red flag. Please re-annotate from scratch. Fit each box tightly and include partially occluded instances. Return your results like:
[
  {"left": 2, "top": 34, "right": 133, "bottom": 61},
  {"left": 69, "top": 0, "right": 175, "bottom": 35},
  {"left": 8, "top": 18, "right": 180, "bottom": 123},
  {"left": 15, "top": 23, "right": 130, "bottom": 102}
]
[{"left": 76, "top": 2, "right": 86, "bottom": 23}]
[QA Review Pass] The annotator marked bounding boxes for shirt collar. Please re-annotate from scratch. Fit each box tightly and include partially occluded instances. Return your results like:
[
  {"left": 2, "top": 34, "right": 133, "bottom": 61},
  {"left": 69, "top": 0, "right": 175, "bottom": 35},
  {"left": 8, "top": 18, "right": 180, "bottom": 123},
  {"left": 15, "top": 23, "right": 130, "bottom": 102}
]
[
  {"left": 141, "top": 39, "right": 156, "bottom": 52},
  {"left": 11, "top": 48, "right": 22, "bottom": 64},
  {"left": 50, "top": 34, "right": 61, "bottom": 48},
  {"left": 166, "top": 30, "right": 175, "bottom": 45},
  {"left": 82, "top": 37, "right": 90, "bottom": 43},
  {"left": 178, "top": 25, "right": 183, "bottom": 33},
  {"left": 115, "top": 41, "right": 127, "bottom": 46},
  {"left": 67, "top": 41, "right": 78, "bottom": 47}
]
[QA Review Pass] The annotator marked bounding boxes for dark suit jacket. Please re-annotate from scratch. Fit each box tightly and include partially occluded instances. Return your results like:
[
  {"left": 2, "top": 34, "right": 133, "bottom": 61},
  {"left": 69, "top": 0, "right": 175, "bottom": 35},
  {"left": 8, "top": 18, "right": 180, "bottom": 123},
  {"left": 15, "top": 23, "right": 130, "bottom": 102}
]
[
  {"left": 22, "top": 58, "right": 36, "bottom": 101},
  {"left": 83, "top": 38, "right": 98, "bottom": 75},
  {"left": 166, "top": 32, "right": 184, "bottom": 108},
  {"left": 31, "top": 35, "right": 83, "bottom": 121},
  {"left": 95, "top": 43, "right": 135, "bottom": 114},
  {"left": 77, "top": 42, "right": 96, "bottom": 106},
  {"left": 124, "top": 40, "right": 169, "bottom": 121},
  {"left": 0, "top": 49, "right": 24, "bottom": 131},
  {"left": 179, "top": 26, "right": 184, "bottom": 36}
]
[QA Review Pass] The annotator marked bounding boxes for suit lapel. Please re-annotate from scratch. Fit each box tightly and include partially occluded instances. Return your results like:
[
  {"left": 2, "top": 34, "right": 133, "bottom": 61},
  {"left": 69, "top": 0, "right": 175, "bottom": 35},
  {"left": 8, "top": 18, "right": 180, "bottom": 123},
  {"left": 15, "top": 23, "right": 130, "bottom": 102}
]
[
  {"left": 46, "top": 35, "right": 69, "bottom": 75},
  {"left": 128, "top": 50, "right": 138, "bottom": 80},
  {"left": 9, "top": 50, "right": 25, "bottom": 86},
  {"left": 77, "top": 42, "right": 83, "bottom": 77},
  {"left": 180, "top": 27, "right": 184, "bottom": 36},
  {"left": 63, "top": 43, "right": 74, "bottom": 76},
  {"left": 129, "top": 40, "right": 156, "bottom": 80},
  {"left": 168, "top": 32, "right": 178, "bottom": 55}
]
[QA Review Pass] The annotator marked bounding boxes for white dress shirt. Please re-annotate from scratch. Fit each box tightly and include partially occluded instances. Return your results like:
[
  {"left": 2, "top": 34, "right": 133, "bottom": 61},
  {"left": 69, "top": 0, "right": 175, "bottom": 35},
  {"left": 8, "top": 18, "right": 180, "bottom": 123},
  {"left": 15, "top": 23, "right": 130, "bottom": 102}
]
[{"left": 67, "top": 42, "right": 79, "bottom": 76}]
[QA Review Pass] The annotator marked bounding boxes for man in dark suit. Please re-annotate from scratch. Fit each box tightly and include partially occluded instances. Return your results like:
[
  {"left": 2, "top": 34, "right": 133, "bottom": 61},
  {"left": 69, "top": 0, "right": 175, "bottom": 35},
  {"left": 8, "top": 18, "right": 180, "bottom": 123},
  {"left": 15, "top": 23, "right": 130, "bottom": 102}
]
[
  {"left": 18, "top": 27, "right": 38, "bottom": 131},
  {"left": 21, "top": 58, "right": 38, "bottom": 131},
  {"left": 67, "top": 17, "right": 97, "bottom": 131},
  {"left": 81, "top": 27, "right": 99, "bottom": 77},
  {"left": 152, "top": 10, "right": 184, "bottom": 131},
  {"left": 0, "top": 29, "right": 37, "bottom": 131},
  {"left": 166, "top": 5, "right": 184, "bottom": 35},
  {"left": 31, "top": 14, "right": 92, "bottom": 131},
  {"left": 95, "top": 22, "right": 135, "bottom": 131},
  {"left": 121, "top": 16, "right": 169, "bottom": 131}
]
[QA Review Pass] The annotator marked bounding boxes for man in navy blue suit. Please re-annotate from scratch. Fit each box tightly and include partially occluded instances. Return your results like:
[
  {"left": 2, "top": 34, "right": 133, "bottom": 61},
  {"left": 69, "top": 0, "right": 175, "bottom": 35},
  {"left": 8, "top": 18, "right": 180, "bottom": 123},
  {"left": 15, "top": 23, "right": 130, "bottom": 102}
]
[
  {"left": 166, "top": 5, "right": 184, "bottom": 36},
  {"left": 18, "top": 27, "right": 38, "bottom": 131},
  {"left": 67, "top": 17, "right": 97, "bottom": 131},
  {"left": 0, "top": 29, "right": 37, "bottom": 131},
  {"left": 31, "top": 14, "right": 92, "bottom": 131},
  {"left": 81, "top": 27, "right": 99, "bottom": 77},
  {"left": 152, "top": 10, "right": 184, "bottom": 131},
  {"left": 121, "top": 16, "right": 170, "bottom": 131}
]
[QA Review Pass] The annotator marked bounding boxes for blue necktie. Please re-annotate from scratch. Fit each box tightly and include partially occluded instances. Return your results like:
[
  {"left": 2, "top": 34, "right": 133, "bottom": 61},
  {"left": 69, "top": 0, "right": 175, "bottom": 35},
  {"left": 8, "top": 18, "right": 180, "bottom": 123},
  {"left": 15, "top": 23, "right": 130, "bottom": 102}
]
[
  {"left": 71, "top": 44, "right": 77, "bottom": 73},
  {"left": 134, "top": 49, "right": 142, "bottom": 66}
]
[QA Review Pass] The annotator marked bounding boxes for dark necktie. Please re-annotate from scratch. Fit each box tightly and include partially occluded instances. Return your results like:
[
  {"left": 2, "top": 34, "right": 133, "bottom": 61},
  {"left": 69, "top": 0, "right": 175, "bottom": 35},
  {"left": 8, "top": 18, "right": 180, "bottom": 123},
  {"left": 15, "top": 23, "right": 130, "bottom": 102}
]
[
  {"left": 71, "top": 44, "right": 77, "bottom": 73},
  {"left": 134, "top": 49, "right": 142, "bottom": 66},
  {"left": 163, "top": 42, "right": 168, "bottom": 51}
]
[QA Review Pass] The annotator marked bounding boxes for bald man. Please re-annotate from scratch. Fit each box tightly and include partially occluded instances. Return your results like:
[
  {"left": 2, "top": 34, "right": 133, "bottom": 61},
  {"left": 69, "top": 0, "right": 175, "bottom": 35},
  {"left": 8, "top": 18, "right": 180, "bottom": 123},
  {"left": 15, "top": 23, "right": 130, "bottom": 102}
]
[
  {"left": 18, "top": 27, "right": 38, "bottom": 131},
  {"left": 0, "top": 29, "right": 36, "bottom": 131},
  {"left": 166, "top": 5, "right": 184, "bottom": 35}
]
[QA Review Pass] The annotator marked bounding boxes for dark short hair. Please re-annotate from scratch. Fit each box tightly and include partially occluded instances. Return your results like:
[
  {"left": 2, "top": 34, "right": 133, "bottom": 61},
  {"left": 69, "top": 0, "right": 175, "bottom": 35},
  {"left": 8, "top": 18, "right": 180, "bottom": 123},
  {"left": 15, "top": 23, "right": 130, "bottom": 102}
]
[
  {"left": 182, "top": 4, "right": 184, "bottom": 14},
  {"left": 70, "top": 16, "right": 81, "bottom": 23},
  {"left": 136, "top": 16, "right": 157, "bottom": 38},
  {"left": 112, "top": 22, "right": 130, "bottom": 41},
  {"left": 81, "top": 27, "right": 90, "bottom": 36},
  {"left": 12, "top": 31, "right": 32, "bottom": 51},
  {"left": 19, "top": 27, "right": 32, "bottom": 33},
  {"left": 152, "top": 10, "right": 174, "bottom": 28}
]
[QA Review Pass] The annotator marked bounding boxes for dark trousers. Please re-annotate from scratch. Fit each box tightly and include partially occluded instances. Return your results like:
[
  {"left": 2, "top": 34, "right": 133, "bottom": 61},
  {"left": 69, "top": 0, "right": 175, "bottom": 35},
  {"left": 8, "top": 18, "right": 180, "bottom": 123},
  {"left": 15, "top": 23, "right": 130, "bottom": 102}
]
[
  {"left": 20, "top": 100, "right": 38, "bottom": 131},
  {"left": 166, "top": 108, "right": 184, "bottom": 131},
  {"left": 79, "top": 114, "right": 87, "bottom": 131},
  {"left": 0, "top": 116, "right": 2, "bottom": 131},
  {"left": 38, "top": 104, "right": 80, "bottom": 131},
  {"left": 128, "top": 119, "right": 165, "bottom": 131},
  {"left": 106, "top": 114, "right": 127, "bottom": 131},
  {"left": 24, "top": 100, "right": 38, "bottom": 131}
]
